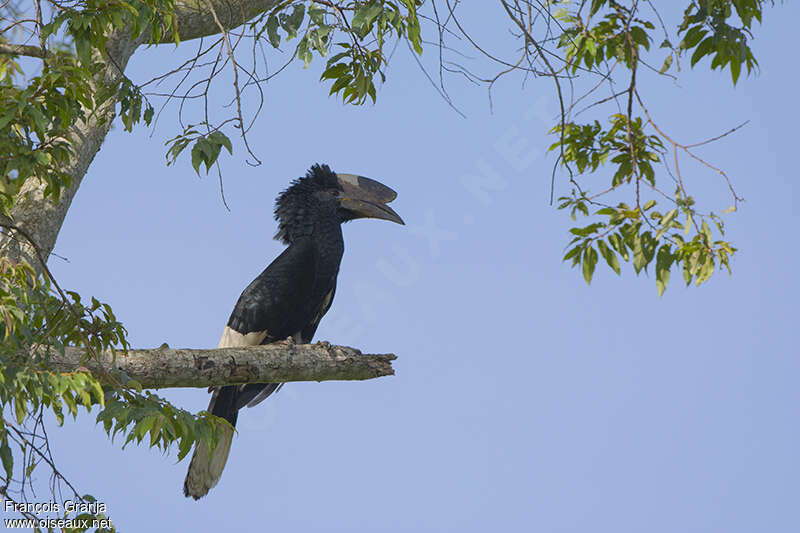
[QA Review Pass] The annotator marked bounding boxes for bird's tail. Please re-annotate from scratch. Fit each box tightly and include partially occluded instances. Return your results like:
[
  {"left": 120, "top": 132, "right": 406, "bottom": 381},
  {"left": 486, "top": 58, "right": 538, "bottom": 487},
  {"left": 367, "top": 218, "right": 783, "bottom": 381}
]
[{"left": 183, "top": 386, "right": 238, "bottom": 500}]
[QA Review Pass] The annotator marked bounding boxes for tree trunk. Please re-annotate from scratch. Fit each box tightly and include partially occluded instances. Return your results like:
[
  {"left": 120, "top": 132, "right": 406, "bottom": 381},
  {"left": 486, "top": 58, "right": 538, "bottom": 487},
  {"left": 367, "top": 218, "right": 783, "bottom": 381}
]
[{"left": 0, "top": 1, "right": 278, "bottom": 273}]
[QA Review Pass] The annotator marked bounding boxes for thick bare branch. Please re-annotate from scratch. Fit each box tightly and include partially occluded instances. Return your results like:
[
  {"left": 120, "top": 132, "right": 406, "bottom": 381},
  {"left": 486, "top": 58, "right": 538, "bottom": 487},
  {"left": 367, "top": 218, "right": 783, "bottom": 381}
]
[
  {"left": 0, "top": 43, "right": 50, "bottom": 58},
  {"left": 44, "top": 341, "right": 396, "bottom": 389},
  {"left": 168, "top": 0, "right": 278, "bottom": 43}
]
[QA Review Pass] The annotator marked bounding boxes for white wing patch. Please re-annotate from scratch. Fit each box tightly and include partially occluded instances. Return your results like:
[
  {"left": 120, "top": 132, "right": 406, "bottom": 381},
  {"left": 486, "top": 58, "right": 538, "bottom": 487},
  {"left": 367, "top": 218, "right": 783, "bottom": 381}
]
[
  {"left": 320, "top": 289, "right": 334, "bottom": 317},
  {"left": 217, "top": 326, "right": 268, "bottom": 348}
]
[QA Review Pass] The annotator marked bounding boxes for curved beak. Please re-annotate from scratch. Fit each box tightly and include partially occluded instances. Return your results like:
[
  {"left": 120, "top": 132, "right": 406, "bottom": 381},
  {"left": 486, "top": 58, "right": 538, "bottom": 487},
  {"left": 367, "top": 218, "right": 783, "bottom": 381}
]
[{"left": 336, "top": 173, "right": 404, "bottom": 225}]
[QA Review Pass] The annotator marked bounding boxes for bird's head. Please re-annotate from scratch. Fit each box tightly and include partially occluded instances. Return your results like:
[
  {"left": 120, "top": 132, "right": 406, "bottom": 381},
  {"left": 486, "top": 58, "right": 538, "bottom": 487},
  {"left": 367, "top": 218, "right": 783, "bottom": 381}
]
[{"left": 274, "top": 163, "right": 404, "bottom": 243}]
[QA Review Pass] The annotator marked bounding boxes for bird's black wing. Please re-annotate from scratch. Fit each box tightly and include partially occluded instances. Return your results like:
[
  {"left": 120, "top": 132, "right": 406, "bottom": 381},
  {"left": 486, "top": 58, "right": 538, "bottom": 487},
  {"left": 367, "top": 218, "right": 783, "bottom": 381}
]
[
  {"left": 301, "top": 282, "right": 335, "bottom": 344},
  {"left": 226, "top": 238, "right": 320, "bottom": 342},
  {"left": 212, "top": 238, "right": 323, "bottom": 417}
]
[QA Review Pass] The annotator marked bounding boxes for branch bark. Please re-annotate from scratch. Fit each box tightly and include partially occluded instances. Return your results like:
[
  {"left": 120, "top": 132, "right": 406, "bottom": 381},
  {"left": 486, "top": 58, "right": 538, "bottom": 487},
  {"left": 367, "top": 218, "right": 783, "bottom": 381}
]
[
  {"left": 169, "top": 0, "right": 278, "bottom": 42},
  {"left": 44, "top": 341, "right": 396, "bottom": 389},
  {"left": 0, "top": 43, "right": 50, "bottom": 58}
]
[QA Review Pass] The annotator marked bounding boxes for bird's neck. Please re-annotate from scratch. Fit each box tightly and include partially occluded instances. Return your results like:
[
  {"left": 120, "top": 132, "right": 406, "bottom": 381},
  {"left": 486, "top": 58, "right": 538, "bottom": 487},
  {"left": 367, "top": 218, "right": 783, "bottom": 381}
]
[
  {"left": 288, "top": 217, "right": 344, "bottom": 273},
  {"left": 313, "top": 218, "right": 345, "bottom": 269}
]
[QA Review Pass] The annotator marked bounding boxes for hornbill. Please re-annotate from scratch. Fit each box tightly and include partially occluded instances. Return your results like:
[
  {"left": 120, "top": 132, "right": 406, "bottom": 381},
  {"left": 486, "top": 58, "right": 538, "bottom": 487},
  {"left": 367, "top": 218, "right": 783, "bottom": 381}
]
[{"left": 183, "top": 164, "right": 403, "bottom": 499}]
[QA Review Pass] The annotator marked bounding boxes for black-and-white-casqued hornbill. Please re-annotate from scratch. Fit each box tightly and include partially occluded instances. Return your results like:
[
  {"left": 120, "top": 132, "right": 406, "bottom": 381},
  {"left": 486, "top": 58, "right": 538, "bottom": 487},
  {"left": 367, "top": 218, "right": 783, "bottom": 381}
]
[{"left": 183, "top": 164, "right": 403, "bottom": 499}]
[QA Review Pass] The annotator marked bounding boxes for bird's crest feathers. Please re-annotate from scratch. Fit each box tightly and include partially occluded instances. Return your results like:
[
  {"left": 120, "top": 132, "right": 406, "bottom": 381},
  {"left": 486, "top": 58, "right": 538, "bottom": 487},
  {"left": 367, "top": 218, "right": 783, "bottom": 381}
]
[{"left": 274, "top": 164, "right": 341, "bottom": 244}]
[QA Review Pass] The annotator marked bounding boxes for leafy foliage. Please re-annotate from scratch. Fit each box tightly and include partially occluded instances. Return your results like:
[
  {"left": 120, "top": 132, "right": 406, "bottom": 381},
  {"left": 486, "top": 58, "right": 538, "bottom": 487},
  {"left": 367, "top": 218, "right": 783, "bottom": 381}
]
[
  {"left": 0, "top": 51, "right": 84, "bottom": 214},
  {"left": 558, "top": 197, "right": 736, "bottom": 296},
  {"left": 545, "top": 0, "right": 754, "bottom": 295},
  {"left": 677, "top": 0, "right": 764, "bottom": 84},
  {"left": 0, "top": 0, "right": 167, "bottom": 216},
  {"left": 166, "top": 127, "right": 233, "bottom": 174},
  {"left": 0, "top": 253, "right": 225, "bottom": 530},
  {"left": 252, "top": 1, "right": 423, "bottom": 105},
  {"left": 557, "top": 5, "right": 654, "bottom": 72},
  {"left": 97, "top": 389, "right": 225, "bottom": 461}
]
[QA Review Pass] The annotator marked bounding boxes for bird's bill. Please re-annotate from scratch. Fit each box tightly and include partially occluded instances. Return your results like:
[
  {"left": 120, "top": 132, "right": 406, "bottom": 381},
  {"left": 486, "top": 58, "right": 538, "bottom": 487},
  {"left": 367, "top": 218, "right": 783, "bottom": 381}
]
[{"left": 336, "top": 173, "right": 405, "bottom": 225}]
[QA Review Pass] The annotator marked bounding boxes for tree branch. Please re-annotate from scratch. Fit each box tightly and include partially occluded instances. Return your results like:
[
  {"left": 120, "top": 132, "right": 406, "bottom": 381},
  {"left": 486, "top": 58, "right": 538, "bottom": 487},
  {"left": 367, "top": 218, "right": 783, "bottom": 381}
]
[
  {"left": 44, "top": 341, "right": 396, "bottom": 389},
  {"left": 0, "top": 43, "right": 50, "bottom": 58},
  {"left": 168, "top": 0, "right": 279, "bottom": 43}
]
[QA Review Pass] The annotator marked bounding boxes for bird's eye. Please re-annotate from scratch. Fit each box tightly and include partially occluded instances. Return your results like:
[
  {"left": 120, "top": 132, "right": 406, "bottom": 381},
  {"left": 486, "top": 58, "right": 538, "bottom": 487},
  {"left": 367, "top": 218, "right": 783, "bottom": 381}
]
[{"left": 329, "top": 189, "right": 340, "bottom": 197}]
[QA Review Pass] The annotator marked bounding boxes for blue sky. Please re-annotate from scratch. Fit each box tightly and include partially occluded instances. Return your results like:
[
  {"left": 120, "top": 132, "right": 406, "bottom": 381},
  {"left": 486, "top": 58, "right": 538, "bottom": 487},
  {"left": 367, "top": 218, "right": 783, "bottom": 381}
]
[{"left": 31, "top": 3, "right": 800, "bottom": 532}]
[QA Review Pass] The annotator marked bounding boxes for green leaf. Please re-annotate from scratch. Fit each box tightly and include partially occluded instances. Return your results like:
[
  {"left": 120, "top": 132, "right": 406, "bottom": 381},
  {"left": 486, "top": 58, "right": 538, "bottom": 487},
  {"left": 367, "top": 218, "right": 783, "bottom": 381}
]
[
  {"left": 177, "top": 435, "right": 192, "bottom": 461},
  {"left": 266, "top": 15, "right": 280, "bottom": 47},
  {"left": 563, "top": 245, "right": 582, "bottom": 262},
  {"left": 198, "top": 137, "right": 221, "bottom": 171},
  {"left": 696, "top": 254, "right": 715, "bottom": 286},
  {"left": 683, "top": 257, "right": 693, "bottom": 286},
  {"left": 642, "top": 231, "right": 656, "bottom": 268},
  {"left": 582, "top": 245, "right": 598, "bottom": 285},
  {"left": 608, "top": 232, "right": 629, "bottom": 262},
  {"left": 405, "top": 12, "right": 423, "bottom": 54},
  {"left": 0, "top": 110, "right": 16, "bottom": 131},
  {"left": 660, "top": 54, "right": 673, "bottom": 73},
  {"left": 321, "top": 63, "right": 349, "bottom": 80},
  {"left": 655, "top": 208, "right": 678, "bottom": 240},
  {"left": 191, "top": 142, "right": 204, "bottom": 174},
  {"left": 630, "top": 26, "right": 650, "bottom": 50},
  {"left": 297, "top": 35, "right": 312, "bottom": 67},
  {"left": 0, "top": 438, "right": 13, "bottom": 481},
  {"left": 660, "top": 208, "right": 678, "bottom": 227},
  {"left": 89, "top": 379, "right": 105, "bottom": 407},
  {"left": 730, "top": 57, "right": 742, "bottom": 84},
  {"left": 701, "top": 220, "right": 713, "bottom": 244},
  {"left": 655, "top": 245, "right": 673, "bottom": 297},
  {"left": 143, "top": 105, "right": 155, "bottom": 125},
  {"left": 309, "top": 5, "right": 326, "bottom": 25},
  {"left": 62, "top": 390, "right": 77, "bottom": 417},
  {"left": 632, "top": 233, "right": 646, "bottom": 274},
  {"left": 134, "top": 415, "right": 155, "bottom": 440},
  {"left": 208, "top": 131, "right": 232, "bottom": 155},
  {"left": 282, "top": 4, "right": 305, "bottom": 41},
  {"left": 149, "top": 417, "right": 163, "bottom": 448},
  {"left": 13, "top": 396, "right": 26, "bottom": 424},
  {"left": 597, "top": 239, "right": 621, "bottom": 275},
  {"left": 681, "top": 26, "right": 707, "bottom": 50},
  {"left": 28, "top": 106, "right": 50, "bottom": 135},
  {"left": 352, "top": 4, "right": 382, "bottom": 29},
  {"left": 691, "top": 37, "right": 714, "bottom": 67},
  {"left": 74, "top": 35, "right": 92, "bottom": 65},
  {"left": 329, "top": 74, "right": 351, "bottom": 96}
]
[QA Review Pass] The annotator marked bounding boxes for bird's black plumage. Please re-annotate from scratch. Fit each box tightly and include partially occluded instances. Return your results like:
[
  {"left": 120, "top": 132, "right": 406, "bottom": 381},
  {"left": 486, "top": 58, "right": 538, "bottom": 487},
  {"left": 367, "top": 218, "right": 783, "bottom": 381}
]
[{"left": 183, "top": 164, "right": 403, "bottom": 499}]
